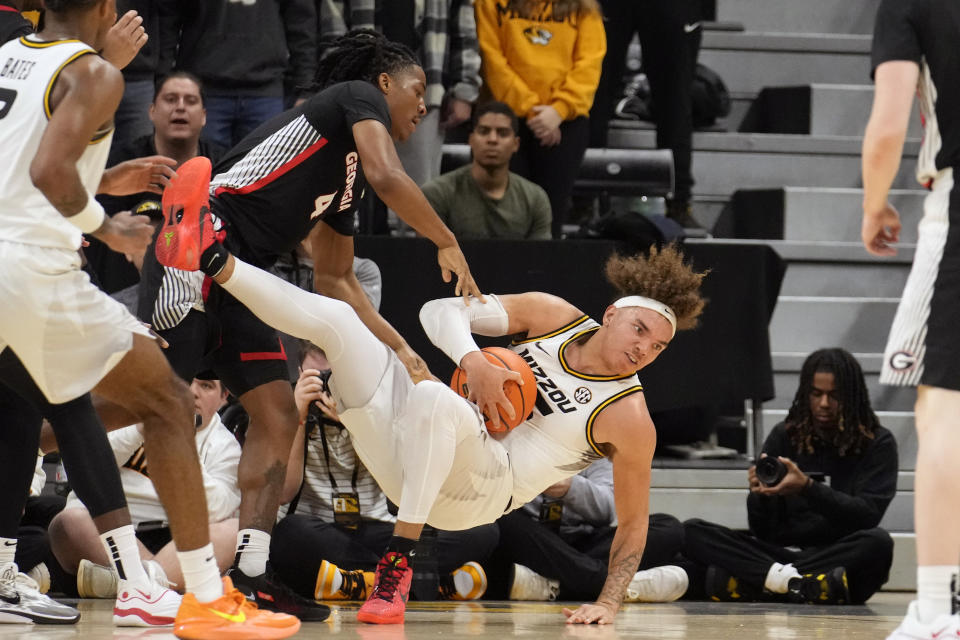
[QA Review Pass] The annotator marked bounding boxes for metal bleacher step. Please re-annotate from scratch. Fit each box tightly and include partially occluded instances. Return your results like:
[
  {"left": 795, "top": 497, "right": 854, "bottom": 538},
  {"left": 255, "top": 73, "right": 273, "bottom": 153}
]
[
  {"left": 716, "top": 0, "right": 880, "bottom": 35},
  {"left": 726, "top": 186, "right": 926, "bottom": 243},
  {"left": 780, "top": 261, "right": 910, "bottom": 298},
  {"left": 649, "top": 467, "right": 915, "bottom": 532},
  {"left": 770, "top": 296, "right": 898, "bottom": 353},
  {"left": 605, "top": 129, "right": 920, "bottom": 197},
  {"left": 699, "top": 31, "right": 872, "bottom": 95},
  {"left": 742, "top": 85, "right": 923, "bottom": 139},
  {"left": 777, "top": 187, "right": 924, "bottom": 243}
]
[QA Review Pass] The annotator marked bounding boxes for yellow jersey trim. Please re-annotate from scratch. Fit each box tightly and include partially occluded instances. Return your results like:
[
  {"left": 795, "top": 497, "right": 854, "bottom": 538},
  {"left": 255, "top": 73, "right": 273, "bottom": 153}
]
[
  {"left": 19, "top": 36, "right": 84, "bottom": 49},
  {"left": 43, "top": 49, "right": 95, "bottom": 120},
  {"left": 585, "top": 385, "right": 644, "bottom": 456},
  {"left": 88, "top": 126, "right": 114, "bottom": 145},
  {"left": 558, "top": 327, "right": 640, "bottom": 382},
  {"left": 512, "top": 315, "right": 590, "bottom": 345}
]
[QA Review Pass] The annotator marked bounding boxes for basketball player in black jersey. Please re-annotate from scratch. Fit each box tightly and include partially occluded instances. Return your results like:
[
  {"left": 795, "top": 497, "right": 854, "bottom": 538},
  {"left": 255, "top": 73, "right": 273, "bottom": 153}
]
[
  {"left": 863, "top": 0, "right": 960, "bottom": 637},
  {"left": 134, "top": 30, "right": 482, "bottom": 616}
]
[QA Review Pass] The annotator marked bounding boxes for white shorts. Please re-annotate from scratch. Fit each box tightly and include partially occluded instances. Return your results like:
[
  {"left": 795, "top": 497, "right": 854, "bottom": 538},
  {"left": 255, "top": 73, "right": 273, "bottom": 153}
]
[
  {"left": 336, "top": 350, "right": 514, "bottom": 531},
  {"left": 0, "top": 240, "right": 151, "bottom": 404},
  {"left": 881, "top": 169, "right": 959, "bottom": 389}
]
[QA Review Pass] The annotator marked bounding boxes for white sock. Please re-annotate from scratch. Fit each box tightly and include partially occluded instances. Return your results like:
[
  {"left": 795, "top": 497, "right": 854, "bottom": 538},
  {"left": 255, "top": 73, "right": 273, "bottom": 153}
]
[
  {"left": 178, "top": 543, "right": 223, "bottom": 603},
  {"left": 236, "top": 529, "right": 271, "bottom": 577},
  {"left": 100, "top": 525, "right": 149, "bottom": 586},
  {"left": 764, "top": 562, "right": 801, "bottom": 594},
  {"left": 0, "top": 537, "right": 16, "bottom": 566},
  {"left": 917, "top": 565, "right": 956, "bottom": 624}
]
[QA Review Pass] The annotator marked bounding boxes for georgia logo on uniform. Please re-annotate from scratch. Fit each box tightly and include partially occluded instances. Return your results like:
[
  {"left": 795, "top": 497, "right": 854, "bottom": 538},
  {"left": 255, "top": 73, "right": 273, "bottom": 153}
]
[
  {"left": 574, "top": 387, "right": 592, "bottom": 404},
  {"left": 889, "top": 350, "right": 917, "bottom": 371}
]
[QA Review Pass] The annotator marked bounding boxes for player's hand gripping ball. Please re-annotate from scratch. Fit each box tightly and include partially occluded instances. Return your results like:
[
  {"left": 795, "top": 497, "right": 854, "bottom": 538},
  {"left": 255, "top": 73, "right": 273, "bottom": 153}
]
[{"left": 450, "top": 346, "right": 537, "bottom": 432}]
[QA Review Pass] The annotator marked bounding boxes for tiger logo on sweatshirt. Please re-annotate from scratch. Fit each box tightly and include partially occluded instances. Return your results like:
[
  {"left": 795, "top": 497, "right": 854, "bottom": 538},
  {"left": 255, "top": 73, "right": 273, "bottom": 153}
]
[{"left": 522, "top": 26, "right": 553, "bottom": 45}]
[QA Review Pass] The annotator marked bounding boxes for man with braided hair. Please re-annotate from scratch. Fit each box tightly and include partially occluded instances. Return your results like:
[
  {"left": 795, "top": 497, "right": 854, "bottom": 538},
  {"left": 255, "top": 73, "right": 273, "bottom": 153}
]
[
  {"left": 683, "top": 348, "right": 897, "bottom": 605},
  {"left": 137, "top": 29, "right": 481, "bottom": 618},
  {"left": 154, "top": 195, "right": 708, "bottom": 624}
]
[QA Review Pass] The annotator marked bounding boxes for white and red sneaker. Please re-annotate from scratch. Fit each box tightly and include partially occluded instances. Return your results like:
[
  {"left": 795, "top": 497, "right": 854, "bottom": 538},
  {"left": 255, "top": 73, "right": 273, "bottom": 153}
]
[{"left": 113, "top": 561, "right": 181, "bottom": 627}]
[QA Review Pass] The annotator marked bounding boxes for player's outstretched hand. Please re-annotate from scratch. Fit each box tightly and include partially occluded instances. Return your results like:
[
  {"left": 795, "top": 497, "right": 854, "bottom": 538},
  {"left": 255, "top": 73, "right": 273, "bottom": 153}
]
[
  {"left": 101, "top": 10, "right": 148, "bottom": 70},
  {"left": 437, "top": 245, "right": 485, "bottom": 305},
  {"left": 92, "top": 210, "right": 154, "bottom": 257},
  {"left": 563, "top": 602, "right": 617, "bottom": 625},
  {"left": 461, "top": 351, "right": 522, "bottom": 432},
  {"left": 862, "top": 202, "right": 901, "bottom": 256},
  {"left": 396, "top": 344, "right": 438, "bottom": 384},
  {"left": 100, "top": 155, "right": 177, "bottom": 196}
]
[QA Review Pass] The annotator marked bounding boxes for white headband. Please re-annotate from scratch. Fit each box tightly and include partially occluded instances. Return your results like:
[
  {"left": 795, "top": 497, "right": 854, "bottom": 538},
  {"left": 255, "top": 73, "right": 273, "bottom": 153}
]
[{"left": 612, "top": 296, "right": 677, "bottom": 338}]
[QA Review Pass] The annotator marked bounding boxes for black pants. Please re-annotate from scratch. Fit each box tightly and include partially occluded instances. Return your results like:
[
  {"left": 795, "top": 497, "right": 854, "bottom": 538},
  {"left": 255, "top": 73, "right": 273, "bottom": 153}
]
[
  {"left": 511, "top": 116, "right": 591, "bottom": 238},
  {"left": 589, "top": 0, "right": 701, "bottom": 203},
  {"left": 683, "top": 518, "right": 894, "bottom": 604},
  {"left": 485, "top": 512, "right": 684, "bottom": 601},
  {"left": 269, "top": 514, "right": 499, "bottom": 600}
]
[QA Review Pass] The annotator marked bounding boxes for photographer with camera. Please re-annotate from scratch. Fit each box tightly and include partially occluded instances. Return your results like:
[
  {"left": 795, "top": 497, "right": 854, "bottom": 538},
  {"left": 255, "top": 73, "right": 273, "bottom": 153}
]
[
  {"left": 682, "top": 348, "right": 898, "bottom": 604},
  {"left": 269, "top": 339, "right": 499, "bottom": 602}
]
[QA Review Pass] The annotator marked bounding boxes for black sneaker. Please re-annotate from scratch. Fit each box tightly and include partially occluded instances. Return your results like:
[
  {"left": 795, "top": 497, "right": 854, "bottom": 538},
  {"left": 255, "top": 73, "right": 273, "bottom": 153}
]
[
  {"left": 788, "top": 566, "right": 850, "bottom": 604},
  {"left": 227, "top": 565, "right": 331, "bottom": 621},
  {"left": 704, "top": 565, "right": 762, "bottom": 602}
]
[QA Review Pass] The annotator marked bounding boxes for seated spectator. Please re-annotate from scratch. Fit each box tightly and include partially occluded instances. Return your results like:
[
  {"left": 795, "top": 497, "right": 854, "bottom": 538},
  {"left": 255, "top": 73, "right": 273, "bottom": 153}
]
[
  {"left": 48, "top": 378, "right": 241, "bottom": 596},
  {"left": 14, "top": 453, "right": 65, "bottom": 594},
  {"left": 87, "top": 71, "right": 227, "bottom": 295},
  {"left": 483, "top": 457, "right": 688, "bottom": 602},
  {"left": 270, "top": 340, "right": 498, "bottom": 601},
  {"left": 475, "top": 0, "right": 606, "bottom": 237},
  {"left": 683, "top": 348, "right": 897, "bottom": 604},
  {"left": 421, "top": 102, "right": 552, "bottom": 240}
]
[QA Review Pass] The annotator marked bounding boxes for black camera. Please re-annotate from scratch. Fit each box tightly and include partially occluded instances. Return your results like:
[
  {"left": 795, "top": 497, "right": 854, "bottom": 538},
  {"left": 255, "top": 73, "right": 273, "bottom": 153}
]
[
  {"left": 755, "top": 456, "right": 787, "bottom": 486},
  {"left": 305, "top": 370, "right": 337, "bottom": 429}
]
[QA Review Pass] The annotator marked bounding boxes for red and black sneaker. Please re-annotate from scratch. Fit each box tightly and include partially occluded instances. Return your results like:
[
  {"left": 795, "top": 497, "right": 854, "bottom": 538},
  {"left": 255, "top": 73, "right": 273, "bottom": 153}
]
[
  {"left": 156, "top": 156, "right": 214, "bottom": 272},
  {"left": 227, "top": 566, "right": 330, "bottom": 622},
  {"left": 356, "top": 552, "right": 413, "bottom": 625}
]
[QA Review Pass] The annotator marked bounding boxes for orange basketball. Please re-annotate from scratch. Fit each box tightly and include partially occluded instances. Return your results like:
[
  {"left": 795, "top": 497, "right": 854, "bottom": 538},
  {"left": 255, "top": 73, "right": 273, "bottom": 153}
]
[{"left": 450, "top": 346, "right": 537, "bottom": 433}]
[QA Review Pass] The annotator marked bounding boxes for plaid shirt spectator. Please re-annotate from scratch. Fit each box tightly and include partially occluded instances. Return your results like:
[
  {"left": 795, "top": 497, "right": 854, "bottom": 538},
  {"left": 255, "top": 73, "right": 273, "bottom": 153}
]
[{"left": 319, "top": 0, "right": 481, "bottom": 109}]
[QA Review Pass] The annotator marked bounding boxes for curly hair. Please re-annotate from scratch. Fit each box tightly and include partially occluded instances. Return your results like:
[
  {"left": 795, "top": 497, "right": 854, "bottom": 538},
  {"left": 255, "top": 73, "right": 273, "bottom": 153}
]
[
  {"left": 604, "top": 245, "right": 708, "bottom": 330},
  {"left": 310, "top": 29, "right": 420, "bottom": 93},
  {"left": 784, "top": 348, "right": 880, "bottom": 457}
]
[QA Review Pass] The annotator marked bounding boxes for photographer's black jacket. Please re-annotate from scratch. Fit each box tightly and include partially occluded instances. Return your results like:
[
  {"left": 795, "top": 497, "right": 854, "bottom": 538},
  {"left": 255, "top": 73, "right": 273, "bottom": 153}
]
[{"left": 748, "top": 421, "right": 898, "bottom": 547}]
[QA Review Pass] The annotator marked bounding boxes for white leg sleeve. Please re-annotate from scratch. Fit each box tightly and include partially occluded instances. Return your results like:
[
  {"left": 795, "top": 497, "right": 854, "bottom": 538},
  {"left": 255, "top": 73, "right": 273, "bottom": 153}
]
[
  {"left": 419, "top": 294, "right": 509, "bottom": 366},
  {"left": 395, "top": 381, "right": 460, "bottom": 523},
  {"left": 220, "top": 258, "right": 388, "bottom": 407}
]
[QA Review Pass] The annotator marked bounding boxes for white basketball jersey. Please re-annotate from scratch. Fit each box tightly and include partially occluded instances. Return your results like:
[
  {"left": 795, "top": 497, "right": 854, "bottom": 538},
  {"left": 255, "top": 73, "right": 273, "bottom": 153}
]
[
  {"left": 502, "top": 316, "right": 644, "bottom": 506},
  {"left": 0, "top": 36, "right": 112, "bottom": 251}
]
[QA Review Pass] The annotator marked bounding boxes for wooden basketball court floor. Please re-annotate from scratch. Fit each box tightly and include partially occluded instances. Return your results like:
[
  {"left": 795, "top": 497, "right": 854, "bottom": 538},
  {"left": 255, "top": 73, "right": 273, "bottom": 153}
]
[{"left": 0, "top": 592, "right": 913, "bottom": 639}]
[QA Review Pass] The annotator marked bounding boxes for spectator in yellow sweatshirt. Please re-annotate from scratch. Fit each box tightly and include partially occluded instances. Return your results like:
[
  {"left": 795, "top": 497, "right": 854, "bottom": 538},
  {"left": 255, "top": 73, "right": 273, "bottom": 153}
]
[{"left": 476, "top": 0, "right": 606, "bottom": 238}]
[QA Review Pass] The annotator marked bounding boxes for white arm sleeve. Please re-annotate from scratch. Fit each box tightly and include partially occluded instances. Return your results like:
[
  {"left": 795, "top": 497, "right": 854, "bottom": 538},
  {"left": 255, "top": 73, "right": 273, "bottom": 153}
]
[{"left": 419, "top": 294, "right": 509, "bottom": 367}]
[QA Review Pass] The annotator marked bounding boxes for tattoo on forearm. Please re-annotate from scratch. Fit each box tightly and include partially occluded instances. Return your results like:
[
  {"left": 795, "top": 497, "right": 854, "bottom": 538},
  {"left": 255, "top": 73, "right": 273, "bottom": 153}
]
[{"left": 598, "top": 538, "right": 645, "bottom": 608}]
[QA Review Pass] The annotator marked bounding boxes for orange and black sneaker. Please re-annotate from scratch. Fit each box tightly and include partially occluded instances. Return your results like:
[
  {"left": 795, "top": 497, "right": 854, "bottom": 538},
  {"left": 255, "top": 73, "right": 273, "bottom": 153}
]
[
  {"left": 156, "top": 156, "right": 214, "bottom": 272},
  {"left": 173, "top": 576, "right": 300, "bottom": 640},
  {"left": 315, "top": 559, "right": 375, "bottom": 600},
  {"left": 356, "top": 552, "right": 413, "bottom": 625}
]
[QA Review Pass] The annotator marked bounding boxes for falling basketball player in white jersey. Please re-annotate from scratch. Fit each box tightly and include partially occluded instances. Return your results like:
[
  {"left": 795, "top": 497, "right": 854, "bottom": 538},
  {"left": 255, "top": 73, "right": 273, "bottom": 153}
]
[{"left": 156, "top": 158, "right": 707, "bottom": 624}]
